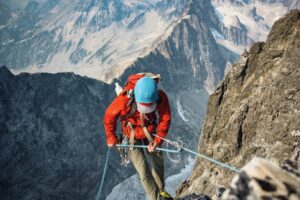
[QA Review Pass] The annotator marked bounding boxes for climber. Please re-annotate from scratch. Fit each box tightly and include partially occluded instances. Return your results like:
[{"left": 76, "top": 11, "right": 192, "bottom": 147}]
[{"left": 103, "top": 73, "right": 173, "bottom": 200}]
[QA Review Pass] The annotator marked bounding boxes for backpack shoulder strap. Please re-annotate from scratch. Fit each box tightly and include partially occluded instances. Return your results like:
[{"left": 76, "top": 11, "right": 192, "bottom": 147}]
[
  {"left": 127, "top": 100, "right": 136, "bottom": 117},
  {"left": 124, "top": 89, "right": 136, "bottom": 118}
]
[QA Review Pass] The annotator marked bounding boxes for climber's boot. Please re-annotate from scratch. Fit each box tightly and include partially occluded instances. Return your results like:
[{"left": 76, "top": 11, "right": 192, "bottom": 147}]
[{"left": 159, "top": 191, "right": 173, "bottom": 200}]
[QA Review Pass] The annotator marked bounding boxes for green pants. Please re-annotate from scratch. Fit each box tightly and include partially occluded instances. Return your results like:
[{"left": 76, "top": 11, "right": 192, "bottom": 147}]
[{"left": 128, "top": 142, "right": 164, "bottom": 200}]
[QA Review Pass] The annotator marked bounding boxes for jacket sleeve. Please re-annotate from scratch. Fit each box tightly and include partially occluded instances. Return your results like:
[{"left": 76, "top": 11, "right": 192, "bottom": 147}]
[
  {"left": 103, "top": 95, "right": 126, "bottom": 145},
  {"left": 154, "top": 90, "right": 171, "bottom": 144}
]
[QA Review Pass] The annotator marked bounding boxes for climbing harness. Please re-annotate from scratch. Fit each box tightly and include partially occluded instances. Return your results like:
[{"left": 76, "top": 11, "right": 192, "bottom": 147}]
[
  {"left": 154, "top": 134, "right": 241, "bottom": 173},
  {"left": 118, "top": 137, "right": 131, "bottom": 166},
  {"left": 95, "top": 148, "right": 111, "bottom": 200},
  {"left": 116, "top": 144, "right": 181, "bottom": 153}
]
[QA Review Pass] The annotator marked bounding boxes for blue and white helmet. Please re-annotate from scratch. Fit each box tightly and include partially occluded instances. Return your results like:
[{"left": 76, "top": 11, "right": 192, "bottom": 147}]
[{"left": 134, "top": 77, "right": 158, "bottom": 113}]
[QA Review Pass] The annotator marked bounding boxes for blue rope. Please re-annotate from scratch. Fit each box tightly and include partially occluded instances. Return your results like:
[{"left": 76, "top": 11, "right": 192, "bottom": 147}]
[
  {"left": 182, "top": 147, "right": 241, "bottom": 173},
  {"left": 153, "top": 134, "right": 241, "bottom": 173},
  {"left": 116, "top": 144, "right": 180, "bottom": 153},
  {"left": 95, "top": 140, "right": 240, "bottom": 199},
  {"left": 117, "top": 143, "right": 240, "bottom": 172},
  {"left": 95, "top": 148, "right": 111, "bottom": 200}
]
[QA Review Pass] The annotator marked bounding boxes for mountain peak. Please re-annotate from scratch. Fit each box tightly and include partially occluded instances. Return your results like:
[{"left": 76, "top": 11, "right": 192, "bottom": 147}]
[
  {"left": 0, "top": 65, "right": 14, "bottom": 79},
  {"left": 265, "top": 9, "right": 300, "bottom": 50}
]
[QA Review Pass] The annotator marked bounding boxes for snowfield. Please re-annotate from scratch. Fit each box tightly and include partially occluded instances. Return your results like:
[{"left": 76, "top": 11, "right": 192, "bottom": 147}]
[{"left": 212, "top": 0, "right": 288, "bottom": 54}]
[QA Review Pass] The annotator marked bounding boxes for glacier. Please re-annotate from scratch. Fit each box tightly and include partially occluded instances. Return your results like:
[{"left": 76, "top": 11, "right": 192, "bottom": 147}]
[{"left": 212, "top": 0, "right": 291, "bottom": 54}]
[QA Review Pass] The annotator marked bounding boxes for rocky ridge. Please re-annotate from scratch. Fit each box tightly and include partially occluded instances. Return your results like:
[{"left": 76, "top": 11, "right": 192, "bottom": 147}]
[
  {"left": 177, "top": 9, "right": 300, "bottom": 198},
  {"left": 0, "top": 67, "right": 135, "bottom": 200},
  {"left": 223, "top": 146, "right": 300, "bottom": 199}
]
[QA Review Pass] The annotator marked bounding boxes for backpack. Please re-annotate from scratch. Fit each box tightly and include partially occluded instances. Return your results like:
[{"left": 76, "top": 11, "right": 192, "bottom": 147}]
[
  {"left": 119, "top": 72, "right": 161, "bottom": 119},
  {"left": 124, "top": 72, "right": 161, "bottom": 93},
  {"left": 117, "top": 73, "right": 161, "bottom": 97},
  {"left": 119, "top": 73, "right": 161, "bottom": 145}
]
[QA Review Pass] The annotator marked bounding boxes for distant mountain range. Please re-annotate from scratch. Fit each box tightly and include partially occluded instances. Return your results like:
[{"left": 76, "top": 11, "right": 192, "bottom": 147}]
[{"left": 1, "top": 0, "right": 298, "bottom": 83}]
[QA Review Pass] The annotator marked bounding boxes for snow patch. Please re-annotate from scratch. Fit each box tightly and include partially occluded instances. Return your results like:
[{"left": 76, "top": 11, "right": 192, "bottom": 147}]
[
  {"left": 165, "top": 157, "right": 195, "bottom": 197},
  {"left": 204, "top": 77, "right": 215, "bottom": 95},
  {"left": 291, "top": 130, "right": 300, "bottom": 137},
  {"left": 224, "top": 61, "right": 233, "bottom": 78},
  {"left": 106, "top": 174, "right": 147, "bottom": 200},
  {"left": 211, "top": 28, "right": 224, "bottom": 40},
  {"left": 12, "top": 10, "right": 178, "bottom": 83},
  {"left": 225, "top": 15, "right": 244, "bottom": 29},
  {"left": 202, "top": 57, "right": 216, "bottom": 95},
  {"left": 176, "top": 98, "right": 189, "bottom": 122},
  {"left": 216, "top": 38, "right": 245, "bottom": 55},
  {"left": 2, "top": 39, "right": 15, "bottom": 46},
  {"left": 123, "top": 0, "right": 162, "bottom": 8},
  {"left": 115, "top": 83, "right": 123, "bottom": 96},
  {"left": 213, "top": 0, "right": 288, "bottom": 42},
  {"left": 211, "top": 0, "right": 289, "bottom": 55},
  {"left": 182, "top": 14, "right": 191, "bottom": 20}
]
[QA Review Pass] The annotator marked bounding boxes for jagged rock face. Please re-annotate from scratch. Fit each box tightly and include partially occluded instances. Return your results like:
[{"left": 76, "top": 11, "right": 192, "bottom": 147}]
[
  {"left": 0, "top": 66, "right": 134, "bottom": 200},
  {"left": 251, "top": 0, "right": 300, "bottom": 9},
  {"left": 178, "top": 193, "right": 211, "bottom": 200},
  {"left": 219, "top": 18, "right": 253, "bottom": 47},
  {"left": 223, "top": 146, "right": 300, "bottom": 200},
  {"left": 0, "top": 0, "right": 187, "bottom": 81},
  {"left": 178, "top": 10, "right": 300, "bottom": 198}
]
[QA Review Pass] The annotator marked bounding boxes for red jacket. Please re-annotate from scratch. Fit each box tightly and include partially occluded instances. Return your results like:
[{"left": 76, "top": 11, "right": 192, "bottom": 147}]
[{"left": 104, "top": 89, "right": 171, "bottom": 145}]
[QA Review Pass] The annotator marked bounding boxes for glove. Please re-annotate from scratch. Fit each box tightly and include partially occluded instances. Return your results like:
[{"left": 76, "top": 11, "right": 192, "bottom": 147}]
[{"left": 107, "top": 135, "right": 118, "bottom": 147}]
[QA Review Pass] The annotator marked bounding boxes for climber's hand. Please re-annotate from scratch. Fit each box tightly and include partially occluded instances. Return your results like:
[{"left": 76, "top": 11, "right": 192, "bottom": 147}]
[{"left": 148, "top": 142, "right": 158, "bottom": 153}]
